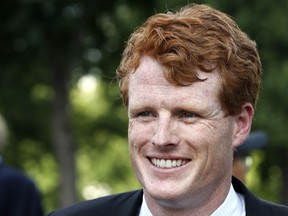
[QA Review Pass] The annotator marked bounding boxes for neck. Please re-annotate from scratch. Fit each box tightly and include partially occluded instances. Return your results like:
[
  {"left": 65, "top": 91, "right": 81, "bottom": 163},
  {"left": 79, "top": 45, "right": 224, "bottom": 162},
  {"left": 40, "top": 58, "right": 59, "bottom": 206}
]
[{"left": 144, "top": 176, "right": 231, "bottom": 216}]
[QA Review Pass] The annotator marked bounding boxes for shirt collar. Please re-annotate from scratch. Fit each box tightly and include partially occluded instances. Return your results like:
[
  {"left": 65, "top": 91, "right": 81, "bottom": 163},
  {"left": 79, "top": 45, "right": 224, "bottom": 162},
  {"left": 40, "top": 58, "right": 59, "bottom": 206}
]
[
  {"left": 211, "top": 184, "right": 246, "bottom": 216},
  {"left": 139, "top": 184, "right": 246, "bottom": 216},
  {"left": 139, "top": 194, "right": 153, "bottom": 216}
]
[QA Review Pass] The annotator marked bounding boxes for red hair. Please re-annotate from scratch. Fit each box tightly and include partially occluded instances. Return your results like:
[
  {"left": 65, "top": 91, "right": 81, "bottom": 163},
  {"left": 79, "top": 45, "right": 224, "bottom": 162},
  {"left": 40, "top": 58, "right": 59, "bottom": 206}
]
[{"left": 117, "top": 4, "right": 262, "bottom": 115}]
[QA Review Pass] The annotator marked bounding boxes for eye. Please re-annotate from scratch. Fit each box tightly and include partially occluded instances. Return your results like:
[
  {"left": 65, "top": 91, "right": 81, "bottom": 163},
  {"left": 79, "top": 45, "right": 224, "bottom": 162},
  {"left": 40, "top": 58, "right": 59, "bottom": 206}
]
[
  {"left": 178, "top": 111, "right": 201, "bottom": 124},
  {"left": 128, "top": 108, "right": 155, "bottom": 120},
  {"left": 138, "top": 111, "right": 151, "bottom": 117},
  {"left": 179, "top": 111, "right": 197, "bottom": 118},
  {"left": 135, "top": 111, "right": 156, "bottom": 121}
]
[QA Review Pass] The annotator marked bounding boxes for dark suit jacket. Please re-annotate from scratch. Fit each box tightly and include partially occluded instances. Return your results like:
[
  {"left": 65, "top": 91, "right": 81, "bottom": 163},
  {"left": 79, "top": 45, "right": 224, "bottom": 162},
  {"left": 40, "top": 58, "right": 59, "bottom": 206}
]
[
  {"left": 0, "top": 163, "right": 44, "bottom": 216},
  {"left": 49, "top": 177, "right": 288, "bottom": 216}
]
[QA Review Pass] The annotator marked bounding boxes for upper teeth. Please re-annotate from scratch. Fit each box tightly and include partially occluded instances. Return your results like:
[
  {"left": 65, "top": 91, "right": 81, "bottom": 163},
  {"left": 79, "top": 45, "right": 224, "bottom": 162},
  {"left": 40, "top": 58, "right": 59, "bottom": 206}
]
[{"left": 151, "top": 158, "right": 189, "bottom": 168}]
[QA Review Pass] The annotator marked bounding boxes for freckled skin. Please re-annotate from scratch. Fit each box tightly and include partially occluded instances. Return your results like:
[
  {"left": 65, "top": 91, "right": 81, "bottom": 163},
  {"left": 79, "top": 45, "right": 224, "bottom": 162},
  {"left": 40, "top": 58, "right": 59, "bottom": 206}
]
[{"left": 127, "top": 56, "right": 253, "bottom": 215}]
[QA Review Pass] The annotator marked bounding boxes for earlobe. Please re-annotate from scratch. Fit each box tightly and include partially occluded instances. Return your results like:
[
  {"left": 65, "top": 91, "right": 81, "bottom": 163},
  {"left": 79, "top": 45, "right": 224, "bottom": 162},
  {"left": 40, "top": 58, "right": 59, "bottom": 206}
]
[{"left": 232, "top": 103, "right": 254, "bottom": 148}]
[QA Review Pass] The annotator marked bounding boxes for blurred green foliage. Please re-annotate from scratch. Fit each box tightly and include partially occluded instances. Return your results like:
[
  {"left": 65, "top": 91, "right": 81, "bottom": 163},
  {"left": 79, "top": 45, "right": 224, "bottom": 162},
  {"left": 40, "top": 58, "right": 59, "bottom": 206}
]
[{"left": 0, "top": 0, "right": 287, "bottom": 214}]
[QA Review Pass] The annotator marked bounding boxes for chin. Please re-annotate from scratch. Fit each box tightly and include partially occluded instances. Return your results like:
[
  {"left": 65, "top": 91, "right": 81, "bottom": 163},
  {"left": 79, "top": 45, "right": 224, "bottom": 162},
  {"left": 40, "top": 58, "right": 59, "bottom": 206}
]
[{"left": 143, "top": 179, "right": 190, "bottom": 201}]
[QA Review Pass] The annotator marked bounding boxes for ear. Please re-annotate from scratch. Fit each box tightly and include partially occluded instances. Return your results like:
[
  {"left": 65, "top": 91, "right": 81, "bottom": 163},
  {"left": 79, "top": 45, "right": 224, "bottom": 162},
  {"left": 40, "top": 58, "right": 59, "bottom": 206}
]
[{"left": 232, "top": 103, "right": 254, "bottom": 148}]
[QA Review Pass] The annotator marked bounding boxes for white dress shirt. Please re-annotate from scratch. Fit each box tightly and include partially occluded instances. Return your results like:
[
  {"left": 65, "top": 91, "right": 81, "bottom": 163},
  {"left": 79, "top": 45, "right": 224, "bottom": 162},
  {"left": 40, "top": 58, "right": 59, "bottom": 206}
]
[{"left": 139, "top": 184, "right": 246, "bottom": 216}]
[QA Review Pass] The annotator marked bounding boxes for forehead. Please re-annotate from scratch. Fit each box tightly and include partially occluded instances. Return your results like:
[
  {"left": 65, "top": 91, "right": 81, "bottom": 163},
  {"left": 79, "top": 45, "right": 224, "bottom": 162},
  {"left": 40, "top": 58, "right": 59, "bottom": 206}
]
[{"left": 128, "top": 56, "right": 221, "bottom": 99}]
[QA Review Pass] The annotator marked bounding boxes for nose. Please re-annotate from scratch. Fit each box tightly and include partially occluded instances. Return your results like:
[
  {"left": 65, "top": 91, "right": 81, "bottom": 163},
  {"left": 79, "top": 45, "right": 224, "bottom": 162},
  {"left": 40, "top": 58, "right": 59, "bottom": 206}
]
[{"left": 152, "top": 116, "right": 179, "bottom": 149}]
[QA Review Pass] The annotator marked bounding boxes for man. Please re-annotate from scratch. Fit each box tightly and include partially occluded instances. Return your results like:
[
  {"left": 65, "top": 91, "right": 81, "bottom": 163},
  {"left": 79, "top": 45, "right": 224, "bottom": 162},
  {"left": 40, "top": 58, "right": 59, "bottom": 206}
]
[
  {"left": 50, "top": 4, "right": 288, "bottom": 215},
  {"left": 0, "top": 114, "right": 44, "bottom": 216}
]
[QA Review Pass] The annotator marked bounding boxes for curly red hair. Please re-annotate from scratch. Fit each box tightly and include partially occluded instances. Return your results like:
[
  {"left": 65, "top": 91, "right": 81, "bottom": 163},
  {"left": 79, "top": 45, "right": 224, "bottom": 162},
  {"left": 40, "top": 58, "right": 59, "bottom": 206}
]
[{"left": 117, "top": 4, "right": 262, "bottom": 115}]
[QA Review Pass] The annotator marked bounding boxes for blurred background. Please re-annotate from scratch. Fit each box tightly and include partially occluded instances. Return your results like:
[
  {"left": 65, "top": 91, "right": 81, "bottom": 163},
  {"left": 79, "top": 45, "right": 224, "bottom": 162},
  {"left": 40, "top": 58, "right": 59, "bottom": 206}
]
[{"left": 0, "top": 0, "right": 287, "bottom": 214}]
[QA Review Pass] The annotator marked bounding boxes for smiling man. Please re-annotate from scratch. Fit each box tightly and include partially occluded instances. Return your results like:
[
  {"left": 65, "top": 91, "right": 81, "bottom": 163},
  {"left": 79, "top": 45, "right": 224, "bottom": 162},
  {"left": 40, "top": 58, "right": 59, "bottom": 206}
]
[
  {"left": 49, "top": 4, "right": 288, "bottom": 216},
  {"left": 127, "top": 56, "right": 241, "bottom": 215}
]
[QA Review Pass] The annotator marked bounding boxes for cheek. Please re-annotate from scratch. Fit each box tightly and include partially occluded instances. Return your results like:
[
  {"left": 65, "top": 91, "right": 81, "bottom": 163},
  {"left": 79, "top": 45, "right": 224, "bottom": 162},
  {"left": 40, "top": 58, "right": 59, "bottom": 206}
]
[
  {"left": 128, "top": 124, "right": 147, "bottom": 184},
  {"left": 207, "top": 123, "right": 235, "bottom": 169},
  {"left": 128, "top": 120, "right": 153, "bottom": 145},
  {"left": 128, "top": 133, "right": 138, "bottom": 176},
  {"left": 128, "top": 121, "right": 145, "bottom": 159},
  {"left": 128, "top": 119, "right": 134, "bottom": 134},
  {"left": 128, "top": 120, "right": 138, "bottom": 148},
  {"left": 128, "top": 121, "right": 140, "bottom": 151},
  {"left": 184, "top": 120, "right": 234, "bottom": 162}
]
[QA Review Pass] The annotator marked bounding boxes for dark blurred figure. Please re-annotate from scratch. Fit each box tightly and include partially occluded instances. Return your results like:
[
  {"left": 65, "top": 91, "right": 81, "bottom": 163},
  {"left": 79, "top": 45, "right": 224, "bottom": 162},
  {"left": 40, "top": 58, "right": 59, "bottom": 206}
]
[
  {"left": 0, "top": 114, "right": 44, "bottom": 216},
  {"left": 233, "top": 131, "right": 267, "bottom": 182}
]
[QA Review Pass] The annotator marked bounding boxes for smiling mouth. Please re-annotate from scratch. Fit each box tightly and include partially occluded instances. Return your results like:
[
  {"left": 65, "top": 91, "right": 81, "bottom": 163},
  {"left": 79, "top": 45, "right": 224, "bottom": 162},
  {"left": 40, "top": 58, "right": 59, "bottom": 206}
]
[{"left": 150, "top": 158, "right": 190, "bottom": 169}]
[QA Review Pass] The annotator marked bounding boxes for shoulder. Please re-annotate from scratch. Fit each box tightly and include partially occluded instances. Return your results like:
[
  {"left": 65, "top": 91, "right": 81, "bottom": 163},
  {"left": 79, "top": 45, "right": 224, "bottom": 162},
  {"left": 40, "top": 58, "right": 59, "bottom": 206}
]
[
  {"left": 232, "top": 177, "right": 288, "bottom": 215},
  {"left": 49, "top": 190, "right": 143, "bottom": 216},
  {"left": 0, "top": 165, "right": 42, "bottom": 203},
  {"left": 256, "top": 198, "right": 288, "bottom": 215},
  {"left": 0, "top": 165, "right": 35, "bottom": 187}
]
